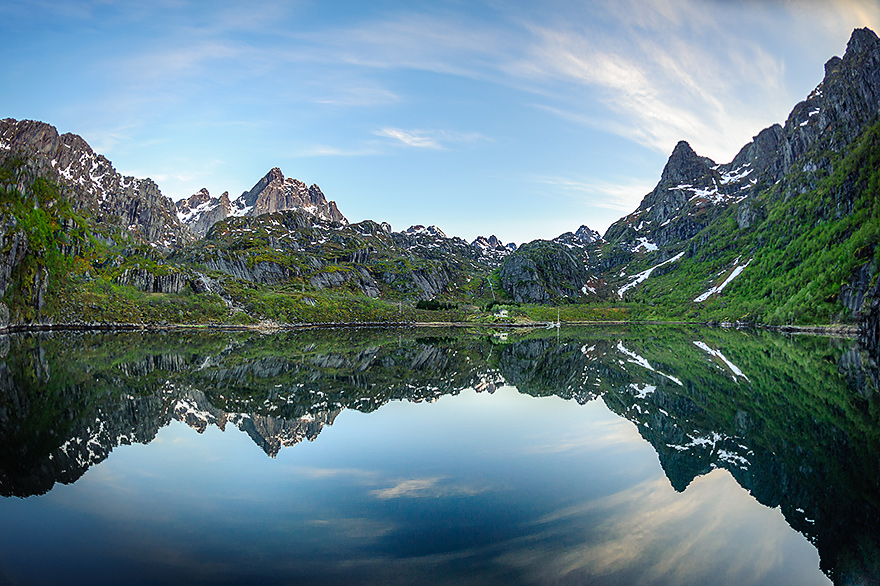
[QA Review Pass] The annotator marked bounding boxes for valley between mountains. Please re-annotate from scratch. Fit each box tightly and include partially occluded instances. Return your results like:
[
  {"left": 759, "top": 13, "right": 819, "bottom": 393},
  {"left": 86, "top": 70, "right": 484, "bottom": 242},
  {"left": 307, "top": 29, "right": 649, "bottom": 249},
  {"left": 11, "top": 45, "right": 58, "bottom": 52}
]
[{"left": 2, "top": 28, "right": 880, "bottom": 340}]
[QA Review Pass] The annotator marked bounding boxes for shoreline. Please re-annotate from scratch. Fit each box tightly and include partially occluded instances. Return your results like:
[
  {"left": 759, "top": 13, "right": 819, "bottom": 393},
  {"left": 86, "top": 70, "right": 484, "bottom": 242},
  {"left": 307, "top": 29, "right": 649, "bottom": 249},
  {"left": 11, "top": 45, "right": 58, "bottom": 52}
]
[{"left": 0, "top": 319, "right": 861, "bottom": 337}]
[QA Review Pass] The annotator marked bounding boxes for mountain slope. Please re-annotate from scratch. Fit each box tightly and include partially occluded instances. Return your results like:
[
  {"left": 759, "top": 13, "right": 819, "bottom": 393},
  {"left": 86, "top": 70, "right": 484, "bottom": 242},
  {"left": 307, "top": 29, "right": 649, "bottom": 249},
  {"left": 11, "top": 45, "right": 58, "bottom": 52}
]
[
  {"left": 500, "top": 27, "right": 880, "bottom": 327},
  {"left": 0, "top": 118, "right": 193, "bottom": 248},
  {"left": 3, "top": 29, "right": 880, "bottom": 328}
]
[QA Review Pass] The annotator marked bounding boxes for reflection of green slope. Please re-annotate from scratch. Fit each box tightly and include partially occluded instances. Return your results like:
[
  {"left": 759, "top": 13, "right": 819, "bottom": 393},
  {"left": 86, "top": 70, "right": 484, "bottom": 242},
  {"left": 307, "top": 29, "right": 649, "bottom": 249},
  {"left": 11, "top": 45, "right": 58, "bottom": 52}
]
[
  {"left": 593, "top": 327, "right": 880, "bottom": 585},
  {"left": 0, "top": 326, "right": 878, "bottom": 583},
  {"left": 0, "top": 329, "right": 504, "bottom": 497},
  {"left": 0, "top": 333, "right": 182, "bottom": 497}
]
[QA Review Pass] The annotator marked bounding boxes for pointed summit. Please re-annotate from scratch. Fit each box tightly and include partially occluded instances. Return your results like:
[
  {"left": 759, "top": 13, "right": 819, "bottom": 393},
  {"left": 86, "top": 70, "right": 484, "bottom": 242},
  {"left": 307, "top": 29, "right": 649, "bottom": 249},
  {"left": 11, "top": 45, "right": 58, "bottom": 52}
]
[
  {"left": 660, "top": 141, "right": 714, "bottom": 186},
  {"left": 845, "top": 27, "right": 879, "bottom": 57},
  {"left": 233, "top": 167, "right": 347, "bottom": 224},
  {"left": 176, "top": 167, "right": 348, "bottom": 235}
]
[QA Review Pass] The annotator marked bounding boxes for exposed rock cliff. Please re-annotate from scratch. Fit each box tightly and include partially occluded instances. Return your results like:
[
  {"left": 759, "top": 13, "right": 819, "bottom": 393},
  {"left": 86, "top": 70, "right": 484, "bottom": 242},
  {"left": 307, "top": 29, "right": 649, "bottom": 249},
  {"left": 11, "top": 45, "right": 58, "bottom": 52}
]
[
  {"left": 0, "top": 118, "right": 194, "bottom": 248},
  {"left": 500, "top": 240, "right": 591, "bottom": 303},
  {"left": 604, "top": 27, "right": 880, "bottom": 256}
]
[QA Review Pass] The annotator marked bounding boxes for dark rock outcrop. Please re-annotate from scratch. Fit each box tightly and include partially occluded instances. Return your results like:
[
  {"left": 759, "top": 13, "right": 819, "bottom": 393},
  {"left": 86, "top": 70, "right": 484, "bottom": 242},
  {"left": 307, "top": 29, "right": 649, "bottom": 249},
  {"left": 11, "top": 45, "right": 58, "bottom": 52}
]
[
  {"left": 500, "top": 240, "right": 589, "bottom": 303},
  {"left": 236, "top": 167, "right": 347, "bottom": 224},
  {"left": 603, "top": 28, "right": 880, "bottom": 254},
  {"left": 116, "top": 268, "right": 191, "bottom": 294}
]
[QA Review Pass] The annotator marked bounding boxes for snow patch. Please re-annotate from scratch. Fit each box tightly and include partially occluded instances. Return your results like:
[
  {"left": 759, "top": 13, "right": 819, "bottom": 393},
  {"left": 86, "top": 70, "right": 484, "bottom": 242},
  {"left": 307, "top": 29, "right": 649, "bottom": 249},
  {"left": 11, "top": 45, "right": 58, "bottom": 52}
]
[
  {"left": 719, "top": 164, "right": 753, "bottom": 185},
  {"left": 629, "top": 383, "right": 656, "bottom": 398},
  {"left": 694, "top": 258, "right": 752, "bottom": 302},
  {"left": 617, "top": 252, "right": 684, "bottom": 297},
  {"left": 631, "top": 237, "right": 658, "bottom": 253}
]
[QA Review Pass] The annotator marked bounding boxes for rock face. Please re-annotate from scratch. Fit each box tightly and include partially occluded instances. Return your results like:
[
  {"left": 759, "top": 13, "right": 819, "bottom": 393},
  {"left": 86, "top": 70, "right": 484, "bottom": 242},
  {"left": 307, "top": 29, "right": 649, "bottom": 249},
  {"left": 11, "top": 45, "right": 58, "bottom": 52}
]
[
  {"left": 554, "top": 225, "right": 601, "bottom": 248},
  {"left": 116, "top": 268, "right": 192, "bottom": 294},
  {"left": 176, "top": 167, "right": 347, "bottom": 237},
  {"left": 239, "top": 167, "right": 346, "bottom": 222},
  {"left": 504, "top": 27, "right": 880, "bottom": 312},
  {"left": 471, "top": 234, "right": 516, "bottom": 252},
  {"left": 0, "top": 118, "right": 194, "bottom": 248},
  {"left": 603, "top": 139, "right": 743, "bottom": 249},
  {"left": 500, "top": 240, "right": 590, "bottom": 303},
  {"left": 176, "top": 188, "right": 232, "bottom": 237},
  {"left": 860, "top": 284, "right": 880, "bottom": 353}
]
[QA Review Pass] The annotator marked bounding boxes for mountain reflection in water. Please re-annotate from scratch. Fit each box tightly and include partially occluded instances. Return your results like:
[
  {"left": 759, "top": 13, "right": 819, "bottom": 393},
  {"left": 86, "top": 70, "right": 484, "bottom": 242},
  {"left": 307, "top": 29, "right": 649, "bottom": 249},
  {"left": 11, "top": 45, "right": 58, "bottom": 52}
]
[{"left": 0, "top": 326, "right": 877, "bottom": 585}]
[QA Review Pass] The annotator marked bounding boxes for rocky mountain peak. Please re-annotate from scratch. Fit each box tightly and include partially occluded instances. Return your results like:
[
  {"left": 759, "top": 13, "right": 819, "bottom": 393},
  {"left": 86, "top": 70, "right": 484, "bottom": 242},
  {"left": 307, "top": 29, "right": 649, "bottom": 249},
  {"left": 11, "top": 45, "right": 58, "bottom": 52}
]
[
  {"left": 404, "top": 225, "right": 447, "bottom": 238},
  {"left": 825, "top": 56, "right": 842, "bottom": 77},
  {"left": 660, "top": 140, "right": 714, "bottom": 186},
  {"left": 267, "top": 166, "right": 285, "bottom": 182},
  {"left": 190, "top": 188, "right": 211, "bottom": 206},
  {"left": 237, "top": 168, "right": 348, "bottom": 224},
  {"left": 730, "top": 124, "right": 783, "bottom": 173},
  {"left": 846, "top": 27, "right": 879, "bottom": 57},
  {"left": 177, "top": 167, "right": 348, "bottom": 236},
  {"left": 471, "top": 234, "right": 516, "bottom": 252},
  {"left": 0, "top": 117, "right": 193, "bottom": 248},
  {"left": 553, "top": 225, "right": 602, "bottom": 250},
  {"left": 574, "top": 225, "right": 601, "bottom": 243}
]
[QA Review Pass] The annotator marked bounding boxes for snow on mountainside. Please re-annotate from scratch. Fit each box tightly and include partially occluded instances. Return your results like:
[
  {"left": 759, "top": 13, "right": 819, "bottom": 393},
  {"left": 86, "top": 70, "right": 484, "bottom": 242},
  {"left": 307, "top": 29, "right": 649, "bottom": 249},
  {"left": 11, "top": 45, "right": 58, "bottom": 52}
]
[
  {"left": 592, "top": 27, "right": 880, "bottom": 301},
  {"left": 471, "top": 234, "right": 518, "bottom": 262},
  {"left": 497, "top": 27, "right": 880, "bottom": 311}
]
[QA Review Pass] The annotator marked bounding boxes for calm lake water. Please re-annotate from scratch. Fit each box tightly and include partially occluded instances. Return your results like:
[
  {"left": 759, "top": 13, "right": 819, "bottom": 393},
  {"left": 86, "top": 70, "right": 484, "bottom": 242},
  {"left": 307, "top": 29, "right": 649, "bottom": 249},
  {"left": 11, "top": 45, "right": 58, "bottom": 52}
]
[{"left": 0, "top": 326, "right": 878, "bottom": 585}]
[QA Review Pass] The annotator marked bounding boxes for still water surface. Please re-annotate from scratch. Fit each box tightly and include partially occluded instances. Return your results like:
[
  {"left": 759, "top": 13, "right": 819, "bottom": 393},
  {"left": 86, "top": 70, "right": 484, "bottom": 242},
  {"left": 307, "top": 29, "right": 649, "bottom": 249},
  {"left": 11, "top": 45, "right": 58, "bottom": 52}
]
[{"left": 0, "top": 326, "right": 877, "bottom": 585}]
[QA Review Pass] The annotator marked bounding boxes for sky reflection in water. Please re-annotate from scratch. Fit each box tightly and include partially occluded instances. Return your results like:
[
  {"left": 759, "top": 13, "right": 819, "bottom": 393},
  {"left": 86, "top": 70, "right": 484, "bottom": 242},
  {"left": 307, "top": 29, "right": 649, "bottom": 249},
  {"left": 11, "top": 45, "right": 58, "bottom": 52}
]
[{"left": 0, "top": 383, "right": 828, "bottom": 585}]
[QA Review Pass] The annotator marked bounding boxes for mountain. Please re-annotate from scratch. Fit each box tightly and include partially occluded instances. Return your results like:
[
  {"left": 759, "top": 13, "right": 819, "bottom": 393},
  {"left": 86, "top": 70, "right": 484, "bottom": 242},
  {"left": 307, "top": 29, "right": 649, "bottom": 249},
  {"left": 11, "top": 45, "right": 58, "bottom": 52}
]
[
  {"left": 500, "top": 27, "right": 880, "bottom": 329},
  {"left": 553, "top": 225, "right": 602, "bottom": 248},
  {"left": 0, "top": 118, "right": 193, "bottom": 248},
  {"left": 176, "top": 167, "right": 347, "bottom": 237},
  {"left": 2, "top": 28, "right": 880, "bottom": 329},
  {"left": 175, "top": 187, "right": 232, "bottom": 237},
  {"left": 0, "top": 120, "right": 508, "bottom": 324},
  {"left": 471, "top": 234, "right": 516, "bottom": 251}
]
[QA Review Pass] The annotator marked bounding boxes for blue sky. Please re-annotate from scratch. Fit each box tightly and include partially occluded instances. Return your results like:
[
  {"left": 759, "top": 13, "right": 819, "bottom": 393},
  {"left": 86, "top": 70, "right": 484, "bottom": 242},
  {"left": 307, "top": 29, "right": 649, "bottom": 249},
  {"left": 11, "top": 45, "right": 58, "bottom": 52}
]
[{"left": 2, "top": 0, "right": 878, "bottom": 244}]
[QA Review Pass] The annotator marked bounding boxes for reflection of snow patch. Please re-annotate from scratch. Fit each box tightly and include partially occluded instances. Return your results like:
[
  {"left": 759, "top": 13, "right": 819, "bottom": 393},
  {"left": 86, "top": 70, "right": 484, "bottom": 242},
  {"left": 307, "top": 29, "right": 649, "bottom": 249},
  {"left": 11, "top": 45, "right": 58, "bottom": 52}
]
[
  {"left": 693, "top": 341, "right": 749, "bottom": 381},
  {"left": 617, "top": 342, "right": 652, "bottom": 370},
  {"left": 616, "top": 342, "right": 683, "bottom": 386}
]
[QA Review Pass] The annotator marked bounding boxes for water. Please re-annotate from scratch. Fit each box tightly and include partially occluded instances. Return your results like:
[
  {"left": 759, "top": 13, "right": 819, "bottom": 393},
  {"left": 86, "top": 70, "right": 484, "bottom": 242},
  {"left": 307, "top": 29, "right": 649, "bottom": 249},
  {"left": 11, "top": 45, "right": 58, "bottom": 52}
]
[{"left": 0, "top": 326, "right": 877, "bottom": 585}]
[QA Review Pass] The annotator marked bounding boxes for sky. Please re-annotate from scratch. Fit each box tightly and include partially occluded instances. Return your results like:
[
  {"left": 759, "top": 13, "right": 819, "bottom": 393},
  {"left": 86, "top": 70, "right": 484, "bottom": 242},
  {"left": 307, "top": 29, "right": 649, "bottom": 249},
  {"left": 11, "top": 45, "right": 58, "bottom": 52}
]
[{"left": 2, "top": 0, "right": 879, "bottom": 245}]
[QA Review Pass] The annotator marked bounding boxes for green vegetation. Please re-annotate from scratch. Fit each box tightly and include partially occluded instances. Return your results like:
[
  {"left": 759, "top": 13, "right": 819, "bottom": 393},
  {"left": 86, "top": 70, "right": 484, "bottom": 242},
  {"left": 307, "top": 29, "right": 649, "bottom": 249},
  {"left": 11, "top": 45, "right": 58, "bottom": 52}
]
[
  {"left": 2, "top": 118, "right": 880, "bottom": 328},
  {"left": 620, "top": 118, "right": 880, "bottom": 325}
]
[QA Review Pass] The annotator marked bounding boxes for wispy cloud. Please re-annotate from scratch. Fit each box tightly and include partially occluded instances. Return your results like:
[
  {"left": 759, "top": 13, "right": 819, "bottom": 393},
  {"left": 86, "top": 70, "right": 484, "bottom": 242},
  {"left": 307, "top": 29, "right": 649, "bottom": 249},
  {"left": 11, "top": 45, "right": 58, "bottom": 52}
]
[
  {"left": 495, "top": 469, "right": 815, "bottom": 584},
  {"left": 375, "top": 127, "right": 488, "bottom": 150},
  {"left": 93, "top": 1, "right": 840, "bottom": 163},
  {"left": 292, "top": 145, "right": 381, "bottom": 157},
  {"left": 530, "top": 175, "right": 655, "bottom": 212},
  {"left": 375, "top": 128, "right": 443, "bottom": 149},
  {"left": 516, "top": 13, "right": 789, "bottom": 160},
  {"left": 313, "top": 85, "right": 401, "bottom": 107},
  {"left": 292, "top": 466, "right": 380, "bottom": 480}
]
